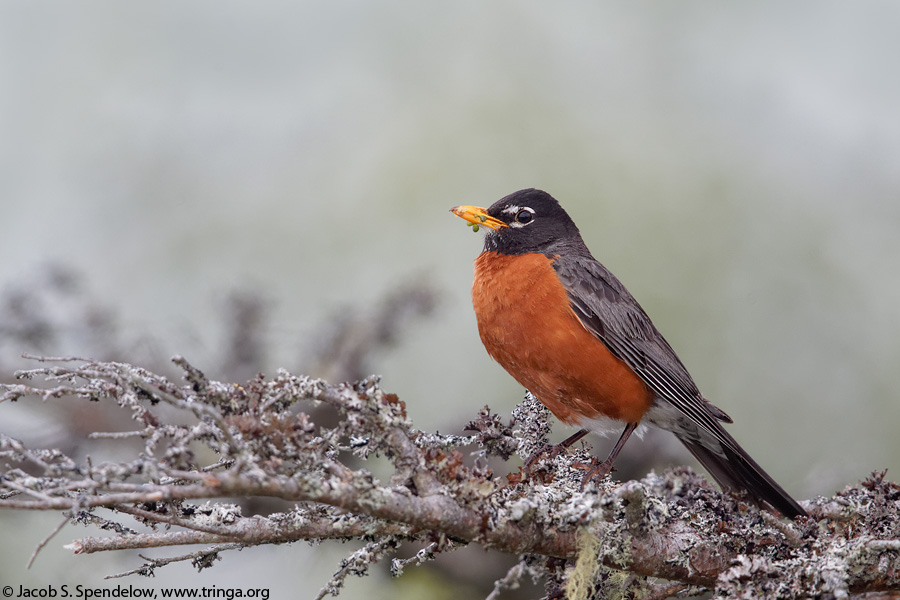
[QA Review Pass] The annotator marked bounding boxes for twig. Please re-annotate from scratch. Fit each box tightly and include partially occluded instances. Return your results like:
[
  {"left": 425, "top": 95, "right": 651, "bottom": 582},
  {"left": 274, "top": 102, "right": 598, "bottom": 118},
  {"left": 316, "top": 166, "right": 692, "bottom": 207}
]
[
  {"left": 315, "top": 537, "right": 401, "bottom": 600},
  {"left": 643, "top": 582, "right": 702, "bottom": 600},
  {"left": 485, "top": 560, "right": 527, "bottom": 600},
  {"left": 105, "top": 547, "right": 238, "bottom": 579},
  {"left": 27, "top": 514, "right": 71, "bottom": 568},
  {"left": 1, "top": 356, "right": 899, "bottom": 599}
]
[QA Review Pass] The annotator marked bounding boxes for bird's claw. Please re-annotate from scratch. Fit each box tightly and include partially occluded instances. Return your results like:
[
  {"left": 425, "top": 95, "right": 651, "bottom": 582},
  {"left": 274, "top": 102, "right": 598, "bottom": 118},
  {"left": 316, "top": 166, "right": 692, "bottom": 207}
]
[
  {"left": 572, "top": 458, "right": 614, "bottom": 490},
  {"left": 522, "top": 442, "right": 569, "bottom": 482}
]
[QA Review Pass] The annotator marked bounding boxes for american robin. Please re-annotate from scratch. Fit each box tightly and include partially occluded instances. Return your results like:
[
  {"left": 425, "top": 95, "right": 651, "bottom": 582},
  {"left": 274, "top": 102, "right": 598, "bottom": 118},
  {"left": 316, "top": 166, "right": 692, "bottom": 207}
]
[{"left": 451, "top": 188, "right": 806, "bottom": 519}]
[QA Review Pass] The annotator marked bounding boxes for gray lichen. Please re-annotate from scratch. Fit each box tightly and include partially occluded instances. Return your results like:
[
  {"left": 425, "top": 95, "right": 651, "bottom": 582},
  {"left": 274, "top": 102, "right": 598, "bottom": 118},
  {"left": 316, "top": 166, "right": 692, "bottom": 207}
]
[{"left": 1, "top": 356, "right": 899, "bottom": 599}]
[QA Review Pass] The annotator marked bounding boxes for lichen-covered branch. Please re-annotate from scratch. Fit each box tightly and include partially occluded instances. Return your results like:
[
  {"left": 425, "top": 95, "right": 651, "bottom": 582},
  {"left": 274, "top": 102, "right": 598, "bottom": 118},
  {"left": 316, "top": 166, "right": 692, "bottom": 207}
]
[{"left": 1, "top": 356, "right": 899, "bottom": 599}]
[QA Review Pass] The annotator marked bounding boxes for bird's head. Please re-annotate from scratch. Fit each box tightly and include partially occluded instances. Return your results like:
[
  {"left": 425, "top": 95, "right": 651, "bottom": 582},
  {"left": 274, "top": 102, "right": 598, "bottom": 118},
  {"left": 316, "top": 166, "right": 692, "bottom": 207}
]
[{"left": 451, "top": 188, "right": 583, "bottom": 255}]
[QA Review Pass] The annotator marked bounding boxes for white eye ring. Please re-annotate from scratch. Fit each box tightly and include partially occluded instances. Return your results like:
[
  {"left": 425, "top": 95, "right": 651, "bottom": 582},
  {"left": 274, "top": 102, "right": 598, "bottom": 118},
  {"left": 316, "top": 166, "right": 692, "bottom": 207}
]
[
  {"left": 515, "top": 208, "right": 534, "bottom": 224},
  {"left": 507, "top": 206, "right": 535, "bottom": 228}
]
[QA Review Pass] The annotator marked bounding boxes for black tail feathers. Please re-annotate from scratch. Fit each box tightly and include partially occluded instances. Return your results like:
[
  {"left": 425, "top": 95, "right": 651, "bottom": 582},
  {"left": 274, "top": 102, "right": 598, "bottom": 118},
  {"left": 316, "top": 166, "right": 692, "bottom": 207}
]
[{"left": 677, "top": 434, "right": 807, "bottom": 519}]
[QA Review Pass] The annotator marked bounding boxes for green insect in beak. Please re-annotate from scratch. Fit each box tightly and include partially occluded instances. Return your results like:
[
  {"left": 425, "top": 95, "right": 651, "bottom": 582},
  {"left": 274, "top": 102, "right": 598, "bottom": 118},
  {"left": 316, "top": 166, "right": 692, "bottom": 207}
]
[{"left": 466, "top": 213, "right": 489, "bottom": 233}]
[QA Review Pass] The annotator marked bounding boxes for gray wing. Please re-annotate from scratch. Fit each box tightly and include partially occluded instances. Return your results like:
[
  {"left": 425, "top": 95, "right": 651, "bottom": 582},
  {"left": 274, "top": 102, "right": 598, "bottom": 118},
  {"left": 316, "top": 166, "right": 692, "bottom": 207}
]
[
  {"left": 552, "top": 254, "right": 807, "bottom": 518},
  {"left": 552, "top": 255, "right": 732, "bottom": 434}
]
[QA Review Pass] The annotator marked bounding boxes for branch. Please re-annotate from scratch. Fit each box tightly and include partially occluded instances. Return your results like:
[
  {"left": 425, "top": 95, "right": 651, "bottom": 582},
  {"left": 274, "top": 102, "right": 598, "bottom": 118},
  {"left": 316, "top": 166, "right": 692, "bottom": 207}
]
[{"left": 1, "top": 356, "right": 898, "bottom": 599}]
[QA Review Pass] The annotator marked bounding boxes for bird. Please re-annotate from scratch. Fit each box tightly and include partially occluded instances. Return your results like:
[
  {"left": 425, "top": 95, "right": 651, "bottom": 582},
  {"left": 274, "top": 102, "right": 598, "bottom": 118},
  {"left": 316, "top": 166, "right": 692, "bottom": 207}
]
[{"left": 450, "top": 188, "right": 806, "bottom": 519}]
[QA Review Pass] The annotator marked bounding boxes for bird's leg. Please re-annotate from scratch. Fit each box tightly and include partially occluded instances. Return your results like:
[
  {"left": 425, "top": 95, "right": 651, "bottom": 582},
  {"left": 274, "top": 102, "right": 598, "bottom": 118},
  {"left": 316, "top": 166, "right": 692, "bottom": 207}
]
[
  {"left": 576, "top": 422, "right": 638, "bottom": 489},
  {"left": 523, "top": 428, "right": 589, "bottom": 478}
]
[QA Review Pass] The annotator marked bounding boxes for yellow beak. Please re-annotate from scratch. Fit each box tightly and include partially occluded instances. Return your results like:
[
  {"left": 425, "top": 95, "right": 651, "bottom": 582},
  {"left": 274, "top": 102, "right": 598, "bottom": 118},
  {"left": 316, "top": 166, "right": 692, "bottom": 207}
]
[{"left": 449, "top": 205, "right": 508, "bottom": 231}]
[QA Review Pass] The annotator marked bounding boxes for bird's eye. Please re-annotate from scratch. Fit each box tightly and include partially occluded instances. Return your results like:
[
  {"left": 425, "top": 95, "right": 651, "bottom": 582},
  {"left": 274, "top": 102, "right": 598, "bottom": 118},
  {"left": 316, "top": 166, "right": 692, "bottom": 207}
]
[{"left": 515, "top": 209, "right": 533, "bottom": 224}]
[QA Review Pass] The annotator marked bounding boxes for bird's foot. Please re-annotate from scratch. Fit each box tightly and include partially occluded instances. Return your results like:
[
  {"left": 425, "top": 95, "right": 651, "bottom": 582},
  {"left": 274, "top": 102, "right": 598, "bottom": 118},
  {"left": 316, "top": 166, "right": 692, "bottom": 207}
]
[
  {"left": 521, "top": 442, "right": 569, "bottom": 482},
  {"left": 573, "top": 458, "right": 614, "bottom": 490}
]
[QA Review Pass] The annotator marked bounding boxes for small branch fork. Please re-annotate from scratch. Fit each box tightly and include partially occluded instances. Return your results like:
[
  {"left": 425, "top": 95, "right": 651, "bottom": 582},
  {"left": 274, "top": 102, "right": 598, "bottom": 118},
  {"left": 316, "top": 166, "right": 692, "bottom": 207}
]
[{"left": 1, "top": 356, "right": 899, "bottom": 599}]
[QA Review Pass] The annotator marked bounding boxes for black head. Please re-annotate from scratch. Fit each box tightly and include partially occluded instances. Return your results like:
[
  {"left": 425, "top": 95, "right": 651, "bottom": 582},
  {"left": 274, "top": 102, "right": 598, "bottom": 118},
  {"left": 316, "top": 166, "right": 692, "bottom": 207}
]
[{"left": 451, "top": 188, "right": 586, "bottom": 255}]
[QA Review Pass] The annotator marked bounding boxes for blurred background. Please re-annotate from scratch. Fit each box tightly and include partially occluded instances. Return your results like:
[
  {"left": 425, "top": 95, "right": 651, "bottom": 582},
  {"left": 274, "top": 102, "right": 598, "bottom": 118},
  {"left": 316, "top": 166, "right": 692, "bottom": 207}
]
[{"left": 2, "top": 1, "right": 899, "bottom": 598}]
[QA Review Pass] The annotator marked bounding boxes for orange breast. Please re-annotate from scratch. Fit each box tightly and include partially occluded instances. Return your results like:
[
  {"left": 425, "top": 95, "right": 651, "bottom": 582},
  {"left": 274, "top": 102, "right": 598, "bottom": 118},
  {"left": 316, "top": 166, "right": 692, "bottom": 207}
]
[{"left": 472, "top": 251, "right": 654, "bottom": 426}]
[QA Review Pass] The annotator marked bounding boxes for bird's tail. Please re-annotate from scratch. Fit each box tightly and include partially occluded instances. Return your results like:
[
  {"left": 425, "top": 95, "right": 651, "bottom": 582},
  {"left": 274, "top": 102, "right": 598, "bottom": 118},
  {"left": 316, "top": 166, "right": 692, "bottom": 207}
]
[{"left": 676, "top": 432, "right": 807, "bottom": 519}]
